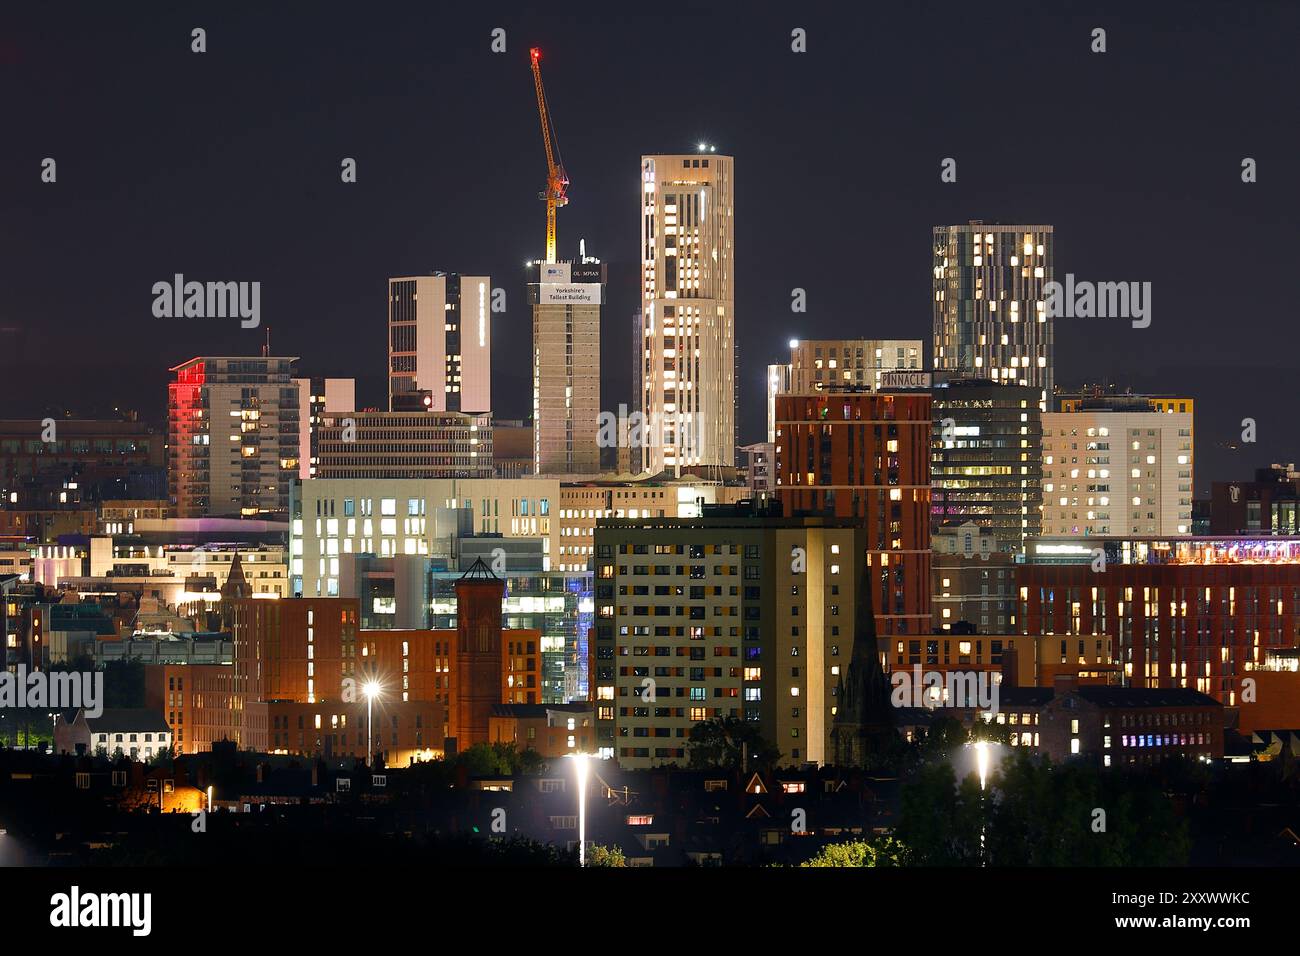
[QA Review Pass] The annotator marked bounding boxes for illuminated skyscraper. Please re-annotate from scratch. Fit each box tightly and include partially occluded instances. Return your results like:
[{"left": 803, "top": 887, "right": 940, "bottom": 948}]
[
  {"left": 388, "top": 274, "right": 491, "bottom": 413},
  {"left": 639, "top": 151, "right": 735, "bottom": 475},
  {"left": 168, "top": 356, "right": 300, "bottom": 518},
  {"left": 932, "top": 222, "right": 1054, "bottom": 407}
]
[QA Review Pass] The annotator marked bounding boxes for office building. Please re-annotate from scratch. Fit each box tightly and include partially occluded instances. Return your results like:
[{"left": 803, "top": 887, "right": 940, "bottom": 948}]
[
  {"left": 388, "top": 274, "right": 491, "bottom": 413},
  {"left": 168, "top": 356, "right": 301, "bottom": 518},
  {"left": 932, "top": 221, "right": 1054, "bottom": 405},
  {"left": 931, "top": 379, "right": 1043, "bottom": 552},
  {"left": 639, "top": 152, "right": 735, "bottom": 475},
  {"left": 773, "top": 390, "right": 932, "bottom": 636},
  {"left": 294, "top": 376, "right": 355, "bottom": 480},
  {"left": 531, "top": 259, "right": 604, "bottom": 475},
  {"left": 315, "top": 410, "right": 492, "bottom": 480}
]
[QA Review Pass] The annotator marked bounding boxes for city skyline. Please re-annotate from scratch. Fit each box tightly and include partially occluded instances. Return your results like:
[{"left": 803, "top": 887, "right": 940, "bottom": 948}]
[{"left": 2, "top": 2, "right": 1297, "bottom": 494}]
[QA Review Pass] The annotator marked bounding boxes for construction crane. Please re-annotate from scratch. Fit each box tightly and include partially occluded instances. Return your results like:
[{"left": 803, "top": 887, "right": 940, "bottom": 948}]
[{"left": 529, "top": 47, "right": 568, "bottom": 264}]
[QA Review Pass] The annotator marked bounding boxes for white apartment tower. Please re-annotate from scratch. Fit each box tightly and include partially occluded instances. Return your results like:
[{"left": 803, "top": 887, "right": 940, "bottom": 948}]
[
  {"left": 1041, "top": 406, "right": 1194, "bottom": 536},
  {"left": 388, "top": 274, "right": 491, "bottom": 413},
  {"left": 640, "top": 152, "right": 735, "bottom": 475}
]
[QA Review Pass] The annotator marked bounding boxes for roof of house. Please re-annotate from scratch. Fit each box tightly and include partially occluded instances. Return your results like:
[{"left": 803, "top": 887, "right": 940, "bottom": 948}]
[
  {"left": 999, "top": 685, "right": 1220, "bottom": 709},
  {"left": 81, "top": 708, "right": 172, "bottom": 734},
  {"left": 1074, "top": 686, "right": 1221, "bottom": 708}
]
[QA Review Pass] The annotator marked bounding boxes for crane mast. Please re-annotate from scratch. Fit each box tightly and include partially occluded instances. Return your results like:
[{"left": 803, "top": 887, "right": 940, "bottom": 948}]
[{"left": 530, "top": 47, "right": 568, "bottom": 264}]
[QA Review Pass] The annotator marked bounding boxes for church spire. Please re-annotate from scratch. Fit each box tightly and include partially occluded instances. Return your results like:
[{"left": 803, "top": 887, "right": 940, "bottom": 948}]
[{"left": 830, "top": 546, "right": 895, "bottom": 767}]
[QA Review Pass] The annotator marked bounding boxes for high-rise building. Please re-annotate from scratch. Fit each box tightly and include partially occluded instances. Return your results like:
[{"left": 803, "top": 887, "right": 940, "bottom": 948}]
[
  {"left": 766, "top": 362, "right": 790, "bottom": 444},
  {"left": 531, "top": 259, "right": 604, "bottom": 475},
  {"left": 787, "top": 339, "right": 923, "bottom": 393},
  {"left": 388, "top": 274, "right": 491, "bottom": 413},
  {"left": 593, "top": 508, "right": 866, "bottom": 768},
  {"left": 168, "top": 356, "right": 300, "bottom": 518},
  {"left": 639, "top": 152, "right": 735, "bottom": 476},
  {"left": 1042, "top": 400, "right": 1193, "bottom": 537},
  {"left": 773, "top": 389, "right": 932, "bottom": 636},
  {"left": 932, "top": 222, "right": 1055, "bottom": 406},
  {"left": 294, "top": 376, "right": 355, "bottom": 480},
  {"left": 767, "top": 339, "right": 922, "bottom": 441},
  {"left": 931, "top": 379, "right": 1043, "bottom": 552}
]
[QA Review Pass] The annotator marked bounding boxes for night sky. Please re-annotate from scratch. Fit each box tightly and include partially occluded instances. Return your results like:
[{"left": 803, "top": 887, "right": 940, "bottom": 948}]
[{"left": 2, "top": 0, "right": 1297, "bottom": 494}]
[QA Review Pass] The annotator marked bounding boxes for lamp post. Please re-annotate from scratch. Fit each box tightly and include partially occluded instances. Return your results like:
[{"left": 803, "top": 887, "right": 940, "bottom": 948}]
[
  {"left": 569, "top": 753, "right": 589, "bottom": 866},
  {"left": 362, "top": 680, "right": 382, "bottom": 764},
  {"left": 970, "top": 740, "right": 994, "bottom": 865}
]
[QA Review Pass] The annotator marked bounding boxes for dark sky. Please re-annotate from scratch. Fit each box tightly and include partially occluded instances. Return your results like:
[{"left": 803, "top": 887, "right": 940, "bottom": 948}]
[{"left": 1, "top": 0, "right": 1297, "bottom": 495}]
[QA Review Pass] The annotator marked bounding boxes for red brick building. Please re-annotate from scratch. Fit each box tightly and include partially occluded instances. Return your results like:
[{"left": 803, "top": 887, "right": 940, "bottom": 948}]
[
  {"left": 143, "top": 662, "right": 234, "bottom": 755},
  {"left": 773, "top": 390, "right": 932, "bottom": 636},
  {"left": 998, "top": 676, "right": 1223, "bottom": 767},
  {"left": 1017, "top": 551, "right": 1300, "bottom": 703},
  {"left": 488, "top": 703, "right": 595, "bottom": 758},
  {"left": 225, "top": 563, "right": 540, "bottom": 757}
]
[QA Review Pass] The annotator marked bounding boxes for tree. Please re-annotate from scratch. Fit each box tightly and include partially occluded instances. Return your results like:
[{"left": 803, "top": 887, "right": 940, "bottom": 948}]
[
  {"left": 895, "top": 761, "right": 984, "bottom": 865},
  {"left": 799, "top": 836, "right": 909, "bottom": 867},
  {"left": 585, "top": 844, "right": 627, "bottom": 867},
  {"left": 687, "top": 716, "right": 780, "bottom": 771}
]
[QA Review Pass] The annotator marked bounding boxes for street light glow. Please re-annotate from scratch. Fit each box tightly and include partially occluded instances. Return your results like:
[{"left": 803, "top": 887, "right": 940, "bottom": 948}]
[{"left": 569, "top": 752, "right": 590, "bottom": 867}]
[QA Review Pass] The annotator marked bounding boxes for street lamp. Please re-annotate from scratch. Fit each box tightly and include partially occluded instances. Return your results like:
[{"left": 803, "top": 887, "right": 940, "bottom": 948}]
[
  {"left": 974, "top": 740, "right": 990, "bottom": 791},
  {"left": 362, "top": 680, "right": 382, "bottom": 764},
  {"left": 568, "top": 753, "right": 589, "bottom": 867}
]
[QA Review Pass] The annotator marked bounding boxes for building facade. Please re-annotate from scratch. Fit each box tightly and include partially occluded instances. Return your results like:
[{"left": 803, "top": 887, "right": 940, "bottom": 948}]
[
  {"left": 168, "top": 356, "right": 300, "bottom": 518},
  {"left": 639, "top": 152, "right": 735, "bottom": 475},
  {"left": 1018, "top": 536, "right": 1300, "bottom": 703},
  {"left": 932, "top": 221, "right": 1055, "bottom": 406},
  {"left": 1042, "top": 404, "right": 1193, "bottom": 537},
  {"left": 294, "top": 376, "right": 355, "bottom": 480},
  {"left": 316, "top": 410, "right": 492, "bottom": 480},
  {"left": 388, "top": 274, "right": 491, "bottom": 414},
  {"left": 593, "top": 510, "right": 866, "bottom": 769},
  {"left": 773, "top": 390, "right": 932, "bottom": 636},
  {"left": 531, "top": 260, "right": 604, "bottom": 475},
  {"left": 931, "top": 521, "right": 1017, "bottom": 633},
  {"left": 931, "top": 379, "right": 1043, "bottom": 552}
]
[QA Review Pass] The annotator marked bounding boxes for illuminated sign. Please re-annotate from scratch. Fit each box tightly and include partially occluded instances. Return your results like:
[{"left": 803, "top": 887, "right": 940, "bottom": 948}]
[
  {"left": 879, "top": 370, "right": 932, "bottom": 389},
  {"left": 540, "top": 284, "right": 602, "bottom": 305}
]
